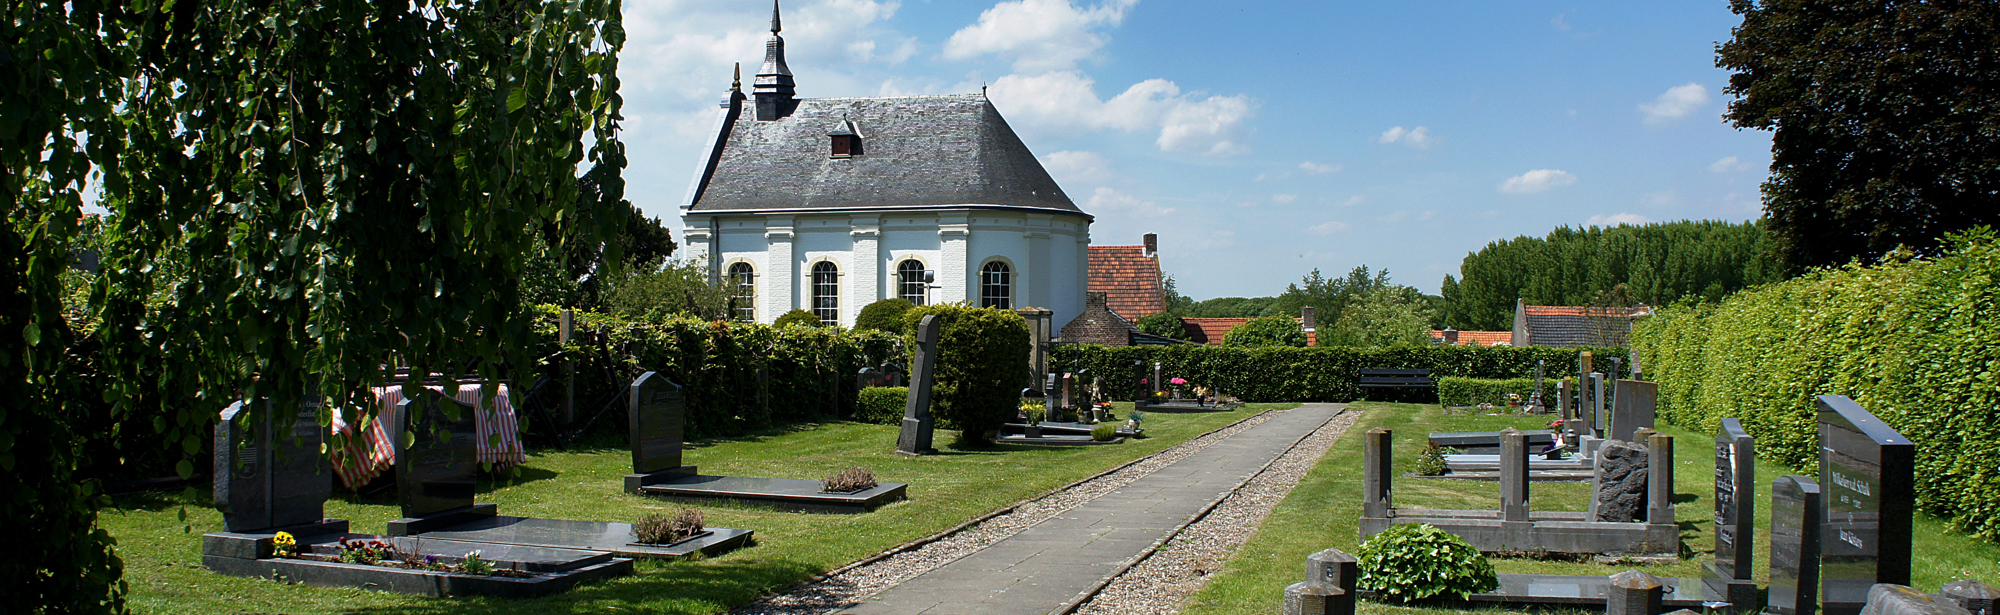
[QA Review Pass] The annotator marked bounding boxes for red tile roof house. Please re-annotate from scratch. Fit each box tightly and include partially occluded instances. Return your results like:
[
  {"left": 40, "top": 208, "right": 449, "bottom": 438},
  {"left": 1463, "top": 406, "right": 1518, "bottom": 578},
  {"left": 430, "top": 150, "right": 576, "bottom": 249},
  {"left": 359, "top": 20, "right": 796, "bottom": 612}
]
[
  {"left": 1063, "top": 233, "right": 1321, "bottom": 347},
  {"left": 1509, "top": 300, "right": 1654, "bottom": 347},
  {"left": 1431, "top": 329, "right": 1514, "bottom": 347}
]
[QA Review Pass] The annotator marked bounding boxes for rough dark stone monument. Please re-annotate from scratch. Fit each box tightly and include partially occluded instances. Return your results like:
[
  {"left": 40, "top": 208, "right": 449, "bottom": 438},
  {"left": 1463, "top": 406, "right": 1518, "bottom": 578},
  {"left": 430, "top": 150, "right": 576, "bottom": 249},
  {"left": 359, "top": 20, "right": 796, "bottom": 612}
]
[
  {"left": 1704, "top": 418, "right": 1758, "bottom": 612},
  {"left": 1859, "top": 585, "right": 1973, "bottom": 615},
  {"left": 1609, "top": 380, "right": 1657, "bottom": 442},
  {"left": 214, "top": 399, "right": 337, "bottom": 533},
  {"left": 1283, "top": 548, "right": 1358, "bottom": 615},
  {"left": 387, "top": 390, "right": 497, "bottom": 536},
  {"left": 1770, "top": 475, "right": 1824, "bottom": 615},
  {"left": 623, "top": 372, "right": 697, "bottom": 493},
  {"left": 1606, "top": 570, "right": 1664, "bottom": 615},
  {"left": 896, "top": 315, "right": 941, "bottom": 456},
  {"left": 1939, "top": 580, "right": 1998, "bottom": 615},
  {"left": 1819, "top": 395, "right": 1916, "bottom": 615},
  {"left": 1591, "top": 439, "right": 1651, "bottom": 522}
]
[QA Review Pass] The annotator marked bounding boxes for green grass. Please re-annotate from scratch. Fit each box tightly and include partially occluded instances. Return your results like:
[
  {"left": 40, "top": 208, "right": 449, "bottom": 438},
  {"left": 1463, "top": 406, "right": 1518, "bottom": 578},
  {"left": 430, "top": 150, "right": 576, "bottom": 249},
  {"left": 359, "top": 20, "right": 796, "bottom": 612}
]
[
  {"left": 102, "top": 403, "right": 1289, "bottom": 614},
  {"left": 1182, "top": 403, "right": 2000, "bottom": 615}
]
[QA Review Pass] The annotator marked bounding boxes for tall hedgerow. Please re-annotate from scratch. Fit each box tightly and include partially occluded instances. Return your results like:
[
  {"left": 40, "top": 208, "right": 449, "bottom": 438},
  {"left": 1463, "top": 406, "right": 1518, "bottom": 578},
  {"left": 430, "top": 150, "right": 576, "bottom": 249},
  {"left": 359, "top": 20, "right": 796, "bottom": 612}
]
[
  {"left": 902, "top": 304, "right": 1030, "bottom": 443},
  {"left": 1631, "top": 227, "right": 2000, "bottom": 541}
]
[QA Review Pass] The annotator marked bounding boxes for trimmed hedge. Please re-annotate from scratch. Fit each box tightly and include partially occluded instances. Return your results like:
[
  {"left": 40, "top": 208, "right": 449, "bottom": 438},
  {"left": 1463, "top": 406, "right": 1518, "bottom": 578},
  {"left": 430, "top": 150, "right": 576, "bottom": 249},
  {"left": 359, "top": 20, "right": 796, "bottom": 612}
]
[
  {"left": 857, "top": 387, "right": 909, "bottom": 426},
  {"left": 902, "top": 304, "right": 1030, "bottom": 441},
  {"left": 1437, "top": 377, "right": 1537, "bottom": 407},
  {"left": 533, "top": 307, "right": 899, "bottom": 439},
  {"left": 1630, "top": 228, "right": 2000, "bottom": 541},
  {"left": 1049, "top": 344, "right": 1626, "bottom": 404}
]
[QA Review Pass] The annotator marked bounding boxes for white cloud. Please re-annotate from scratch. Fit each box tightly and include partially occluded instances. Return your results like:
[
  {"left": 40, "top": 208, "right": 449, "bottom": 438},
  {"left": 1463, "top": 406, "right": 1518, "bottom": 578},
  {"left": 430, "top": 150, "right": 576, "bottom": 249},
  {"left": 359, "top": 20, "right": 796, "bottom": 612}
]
[
  {"left": 1552, "top": 12, "right": 1572, "bottom": 31},
  {"left": 1639, "top": 83, "right": 1709, "bottom": 125},
  {"left": 943, "top": 0, "right": 1138, "bottom": 72},
  {"left": 1085, "top": 186, "right": 1175, "bottom": 217},
  {"left": 988, "top": 71, "right": 1256, "bottom": 155},
  {"left": 1272, "top": 194, "right": 1298, "bottom": 204},
  {"left": 1639, "top": 191, "right": 1680, "bottom": 209},
  {"left": 1378, "top": 125, "right": 1434, "bottom": 148},
  {"left": 1709, "top": 156, "right": 1753, "bottom": 173},
  {"left": 1338, "top": 195, "right": 1365, "bottom": 206},
  {"left": 1586, "top": 213, "right": 1653, "bottom": 227},
  {"left": 1309, "top": 221, "right": 1350, "bottom": 235},
  {"left": 1499, "top": 169, "right": 1578, "bottom": 194},
  {"left": 1299, "top": 161, "right": 1339, "bottom": 174},
  {"left": 1040, "top": 150, "right": 1118, "bottom": 187}
]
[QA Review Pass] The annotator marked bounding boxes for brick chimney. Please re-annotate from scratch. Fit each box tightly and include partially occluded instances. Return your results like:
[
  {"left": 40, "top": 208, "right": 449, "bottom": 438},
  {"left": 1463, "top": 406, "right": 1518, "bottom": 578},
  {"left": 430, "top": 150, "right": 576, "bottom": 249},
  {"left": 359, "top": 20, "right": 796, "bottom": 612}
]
[
  {"left": 1301, "top": 306, "right": 1316, "bottom": 330},
  {"left": 1443, "top": 327, "right": 1459, "bottom": 345},
  {"left": 1142, "top": 233, "right": 1157, "bottom": 258}
]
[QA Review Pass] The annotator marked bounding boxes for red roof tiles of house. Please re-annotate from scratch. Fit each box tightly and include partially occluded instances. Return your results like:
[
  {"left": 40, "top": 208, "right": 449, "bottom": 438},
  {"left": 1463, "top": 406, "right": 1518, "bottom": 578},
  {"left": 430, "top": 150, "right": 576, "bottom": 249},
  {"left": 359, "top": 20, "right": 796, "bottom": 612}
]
[
  {"left": 1431, "top": 330, "right": 1514, "bottom": 347},
  {"left": 1519, "top": 305, "right": 1653, "bottom": 318},
  {"left": 1087, "top": 245, "right": 1163, "bottom": 319},
  {"left": 1181, "top": 317, "right": 1250, "bottom": 345}
]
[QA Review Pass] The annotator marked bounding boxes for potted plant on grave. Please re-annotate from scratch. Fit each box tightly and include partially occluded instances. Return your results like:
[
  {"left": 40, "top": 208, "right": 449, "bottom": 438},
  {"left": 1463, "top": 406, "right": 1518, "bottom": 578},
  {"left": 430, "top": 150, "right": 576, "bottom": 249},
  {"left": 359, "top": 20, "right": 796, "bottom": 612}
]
[
  {"left": 634, "top": 508, "right": 707, "bottom": 545},
  {"left": 1169, "top": 377, "right": 1187, "bottom": 399},
  {"left": 1021, "top": 401, "right": 1046, "bottom": 438},
  {"left": 1506, "top": 392, "right": 1522, "bottom": 411},
  {"left": 821, "top": 467, "right": 879, "bottom": 494}
]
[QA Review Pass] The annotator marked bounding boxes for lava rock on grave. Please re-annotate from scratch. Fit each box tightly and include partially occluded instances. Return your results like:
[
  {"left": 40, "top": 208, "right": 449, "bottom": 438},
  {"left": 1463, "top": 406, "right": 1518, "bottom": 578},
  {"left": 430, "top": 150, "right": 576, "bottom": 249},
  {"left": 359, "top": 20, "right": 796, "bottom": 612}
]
[
  {"left": 1592, "top": 439, "right": 1650, "bottom": 522},
  {"left": 1940, "top": 580, "right": 1998, "bottom": 615},
  {"left": 1860, "top": 584, "right": 1973, "bottom": 615}
]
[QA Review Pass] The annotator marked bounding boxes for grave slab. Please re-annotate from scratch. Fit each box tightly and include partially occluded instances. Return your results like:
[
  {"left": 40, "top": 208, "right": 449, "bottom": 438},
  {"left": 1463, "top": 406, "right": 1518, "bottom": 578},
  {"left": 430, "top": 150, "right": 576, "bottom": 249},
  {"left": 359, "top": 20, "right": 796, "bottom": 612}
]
[
  {"left": 1428, "top": 429, "right": 1555, "bottom": 449},
  {"left": 412, "top": 515, "right": 753, "bottom": 559},
  {"left": 638, "top": 474, "right": 907, "bottom": 514},
  {"left": 992, "top": 433, "right": 1126, "bottom": 447}
]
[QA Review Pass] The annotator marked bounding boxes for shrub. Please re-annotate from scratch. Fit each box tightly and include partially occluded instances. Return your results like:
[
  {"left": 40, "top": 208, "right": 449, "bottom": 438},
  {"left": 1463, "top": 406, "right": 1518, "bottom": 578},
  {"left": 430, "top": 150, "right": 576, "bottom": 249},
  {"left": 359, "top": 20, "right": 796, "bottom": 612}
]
[
  {"left": 1357, "top": 523, "right": 1499, "bottom": 602},
  {"left": 1050, "top": 343, "right": 1628, "bottom": 404},
  {"left": 902, "top": 304, "right": 1030, "bottom": 443},
  {"left": 855, "top": 298, "right": 916, "bottom": 333},
  {"left": 633, "top": 509, "right": 705, "bottom": 544},
  {"left": 1091, "top": 425, "right": 1118, "bottom": 441},
  {"left": 1414, "top": 442, "right": 1452, "bottom": 476},
  {"left": 1222, "top": 314, "right": 1308, "bottom": 347},
  {"left": 856, "top": 386, "right": 909, "bottom": 425},
  {"left": 1437, "top": 377, "right": 1538, "bottom": 407},
  {"left": 821, "top": 467, "right": 878, "bottom": 493},
  {"left": 460, "top": 550, "right": 494, "bottom": 576},
  {"left": 774, "top": 309, "right": 822, "bottom": 329},
  {"left": 1630, "top": 227, "right": 2000, "bottom": 541},
  {"left": 1136, "top": 312, "right": 1187, "bottom": 339}
]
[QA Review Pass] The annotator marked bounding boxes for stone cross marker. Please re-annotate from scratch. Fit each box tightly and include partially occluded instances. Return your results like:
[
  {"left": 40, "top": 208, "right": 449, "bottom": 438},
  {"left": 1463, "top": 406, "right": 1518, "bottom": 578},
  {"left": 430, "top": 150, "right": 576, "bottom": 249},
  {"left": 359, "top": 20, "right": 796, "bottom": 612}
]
[
  {"left": 393, "top": 390, "right": 480, "bottom": 519},
  {"left": 1817, "top": 394, "right": 1915, "bottom": 615},
  {"left": 1768, "top": 475, "right": 1822, "bottom": 615},
  {"left": 1609, "top": 380, "right": 1657, "bottom": 442},
  {"left": 1706, "top": 419, "right": 1758, "bottom": 597},
  {"left": 896, "top": 315, "right": 941, "bottom": 456},
  {"left": 214, "top": 399, "right": 332, "bottom": 532}
]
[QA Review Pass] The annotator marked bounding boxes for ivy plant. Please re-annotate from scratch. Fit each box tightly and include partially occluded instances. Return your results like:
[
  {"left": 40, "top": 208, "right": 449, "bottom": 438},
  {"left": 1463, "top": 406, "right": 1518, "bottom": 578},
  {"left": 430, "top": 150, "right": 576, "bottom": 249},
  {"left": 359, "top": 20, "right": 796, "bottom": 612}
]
[{"left": 1356, "top": 523, "right": 1499, "bottom": 602}]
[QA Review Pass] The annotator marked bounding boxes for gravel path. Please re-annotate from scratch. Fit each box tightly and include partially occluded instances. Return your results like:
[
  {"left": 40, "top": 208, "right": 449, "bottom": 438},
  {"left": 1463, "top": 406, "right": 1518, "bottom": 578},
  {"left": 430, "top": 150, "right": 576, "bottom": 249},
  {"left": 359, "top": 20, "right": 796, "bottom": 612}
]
[
  {"left": 733, "top": 409, "right": 1292, "bottom": 615},
  {"left": 1073, "top": 406, "right": 1360, "bottom": 615}
]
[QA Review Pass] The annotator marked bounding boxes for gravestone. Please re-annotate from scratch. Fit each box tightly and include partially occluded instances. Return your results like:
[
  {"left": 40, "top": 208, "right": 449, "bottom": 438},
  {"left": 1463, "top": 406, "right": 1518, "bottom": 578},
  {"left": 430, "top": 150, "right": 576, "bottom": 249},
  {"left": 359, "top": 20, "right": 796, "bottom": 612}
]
[
  {"left": 896, "top": 315, "right": 941, "bottom": 456},
  {"left": 1609, "top": 380, "right": 1657, "bottom": 442},
  {"left": 881, "top": 362, "right": 904, "bottom": 387},
  {"left": 1500, "top": 429, "right": 1530, "bottom": 522},
  {"left": 1060, "top": 372, "right": 1074, "bottom": 413},
  {"left": 1283, "top": 548, "right": 1358, "bottom": 615},
  {"left": 1819, "top": 395, "right": 1916, "bottom": 615},
  {"left": 856, "top": 367, "right": 885, "bottom": 390},
  {"left": 1590, "top": 373, "right": 1607, "bottom": 437},
  {"left": 1362, "top": 428, "right": 1392, "bottom": 518},
  {"left": 1770, "top": 475, "right": 1823, "bottom": 615},
  {"left": 1528, "top": 360, "right": 1546, "bottom": 411},
  {"left": 1558, "top": 379, "right": 1572, "bottom": 422},
  {"left": 387, "top": 389, "right": 496, "bottom": 535},
  {"left": 1606, "top": 570, "right": 1664, "bottom": 615},
  {"left": 1860, "top": 585, "right": 1972, "bottom": 615},
  {"left": 1152, "top": 361, "right": 1163, "bottom": 394},
  {"left": 1590, "top": 439, "right": 1650, "bottom": 522},
  {"left": 1132, "top": 360, "right": 1148, "bottom": 404},
  {"left": 1704, "top": 418, "right": 1758, "bottom": 611},
  {"left": 1939, "top": 580, "right": 1997, "bottom": 615},
  {"left": 623, "top": 372, "right": 697, "bottom": 492},
  {"left": 213, "top": 399, "right": 336, "bottom": 532}
]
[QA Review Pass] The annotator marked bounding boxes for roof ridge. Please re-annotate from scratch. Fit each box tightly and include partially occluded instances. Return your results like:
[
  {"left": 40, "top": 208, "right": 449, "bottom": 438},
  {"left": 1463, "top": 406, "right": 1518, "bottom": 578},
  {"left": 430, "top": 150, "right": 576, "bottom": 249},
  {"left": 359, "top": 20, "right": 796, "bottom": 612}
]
[{"left": 800, "top": 93, "right": 985, "bottom": 102}]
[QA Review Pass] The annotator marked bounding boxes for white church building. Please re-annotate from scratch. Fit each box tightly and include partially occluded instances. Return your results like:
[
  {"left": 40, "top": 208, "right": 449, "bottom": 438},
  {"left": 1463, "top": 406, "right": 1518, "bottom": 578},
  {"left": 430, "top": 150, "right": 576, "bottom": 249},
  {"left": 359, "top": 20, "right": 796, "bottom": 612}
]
[{"left": 680, "top": 4, "right": 1092, "bottom": 329}]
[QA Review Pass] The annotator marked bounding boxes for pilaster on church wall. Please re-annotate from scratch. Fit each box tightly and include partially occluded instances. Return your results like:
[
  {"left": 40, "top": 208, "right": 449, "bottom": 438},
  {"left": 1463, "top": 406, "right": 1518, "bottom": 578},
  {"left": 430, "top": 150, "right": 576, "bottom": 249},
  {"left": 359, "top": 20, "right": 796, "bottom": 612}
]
[
  {"left": 938, "top": 212, "right": 970, "bottom": 305},
  {"left": 763, "top": 215, "right": 795, "bottom": 322},
  {"left": 1025, "top": 214, "right": 1053, "bottom": 312},
  {"left": 849, "top": 214, "right": 881, "bottom": 323}
]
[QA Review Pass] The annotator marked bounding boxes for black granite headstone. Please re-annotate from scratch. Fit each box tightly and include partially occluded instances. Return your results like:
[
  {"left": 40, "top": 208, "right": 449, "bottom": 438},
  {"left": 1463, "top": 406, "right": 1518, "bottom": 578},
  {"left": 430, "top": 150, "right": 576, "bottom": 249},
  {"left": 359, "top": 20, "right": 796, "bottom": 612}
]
[
  {"left": 1704, "top": 418, "right": 1758, "bottom": 611},
  {"left": 1818, "top": 395, "right": 1916, "bottom": 615},
  {"left": 394, "top": 390, "right": 480, "bottom": 519},
  {"left": 628, "top": 372, "right": 686, "bottom": 474},
  {"left": 1770, "top": 475, "right": 1823, "bottom": 615},
  {"left": 895, "top": 315, "right": 940, "bottom": 455},
  {"left": 214, "top": 399, "right": 333, "bottom": 532}
]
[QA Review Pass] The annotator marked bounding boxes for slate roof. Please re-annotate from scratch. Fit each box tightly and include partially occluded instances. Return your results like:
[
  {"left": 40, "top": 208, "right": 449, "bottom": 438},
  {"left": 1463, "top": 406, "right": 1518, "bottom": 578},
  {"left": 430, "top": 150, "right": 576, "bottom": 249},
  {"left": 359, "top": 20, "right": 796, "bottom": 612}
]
[
  {"left": 1087, "top": 245, "right": 1164, "bottom": 319},
  {"left": 686, "top": 94, "right": 1083, "bottom": 215},
  {"left": 1518, "top": 305, "right": 1650, "bottom": 347}
]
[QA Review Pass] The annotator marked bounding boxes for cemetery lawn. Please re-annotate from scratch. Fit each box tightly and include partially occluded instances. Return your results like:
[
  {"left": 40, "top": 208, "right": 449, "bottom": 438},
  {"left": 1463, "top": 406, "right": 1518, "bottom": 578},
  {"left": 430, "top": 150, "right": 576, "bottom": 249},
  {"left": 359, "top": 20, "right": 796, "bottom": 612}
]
[
  {"left": 1181, "top": 402, "right": 2000, "bottom": 615},
  {"left": 100, "top": 402, "right": 1293, "bottom": 615}
]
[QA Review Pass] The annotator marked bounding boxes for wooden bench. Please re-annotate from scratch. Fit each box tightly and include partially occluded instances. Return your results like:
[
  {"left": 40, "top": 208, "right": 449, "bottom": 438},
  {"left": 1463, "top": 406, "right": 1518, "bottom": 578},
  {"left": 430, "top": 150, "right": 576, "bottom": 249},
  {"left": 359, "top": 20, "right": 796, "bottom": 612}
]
[{"left": 1358, "top": 368, "right": 1433, "bottom": 389}]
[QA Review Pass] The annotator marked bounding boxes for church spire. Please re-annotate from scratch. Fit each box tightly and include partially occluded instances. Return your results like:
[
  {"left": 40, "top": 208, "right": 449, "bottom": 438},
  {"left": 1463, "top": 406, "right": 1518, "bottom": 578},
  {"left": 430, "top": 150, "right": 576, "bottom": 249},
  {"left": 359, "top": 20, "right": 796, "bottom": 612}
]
[
  {"left": 754, "top": 0, "right": 797, "bottom": 120},
  {"left": 770, "top": 0, "right": 782, "bottom": 34}
]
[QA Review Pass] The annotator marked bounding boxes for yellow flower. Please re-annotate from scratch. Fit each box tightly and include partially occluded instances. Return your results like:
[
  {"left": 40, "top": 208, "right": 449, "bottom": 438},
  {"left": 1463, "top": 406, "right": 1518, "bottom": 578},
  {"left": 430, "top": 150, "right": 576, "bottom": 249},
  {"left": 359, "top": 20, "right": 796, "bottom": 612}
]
[
  {"left": 273, "top": 532, "right": 296, "bottom": 546},
  {"left": 272, "top": 531, "right": 298, "bottom": 557}
]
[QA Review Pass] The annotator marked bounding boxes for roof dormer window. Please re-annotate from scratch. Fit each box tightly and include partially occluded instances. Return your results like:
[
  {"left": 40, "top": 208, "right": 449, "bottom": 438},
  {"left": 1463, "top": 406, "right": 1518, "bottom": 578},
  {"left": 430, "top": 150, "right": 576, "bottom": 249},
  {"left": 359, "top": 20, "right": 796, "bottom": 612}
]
[{"left": 829, "top": 115, "right": 861, "bottom": 158}]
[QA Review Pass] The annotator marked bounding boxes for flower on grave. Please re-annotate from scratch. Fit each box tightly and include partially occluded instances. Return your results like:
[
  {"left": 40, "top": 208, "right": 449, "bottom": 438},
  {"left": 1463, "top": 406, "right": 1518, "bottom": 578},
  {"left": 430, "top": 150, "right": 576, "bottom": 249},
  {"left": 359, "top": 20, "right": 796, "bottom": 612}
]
[
  {"left": 1170, "top": 377, "right": 1186, "bottom": 386},
  {"left": 272, "top": 531, "right": 298, "bottom": 557},
  {"left": 1506, "top": 392, "right": 1522, "bottom": 403}
]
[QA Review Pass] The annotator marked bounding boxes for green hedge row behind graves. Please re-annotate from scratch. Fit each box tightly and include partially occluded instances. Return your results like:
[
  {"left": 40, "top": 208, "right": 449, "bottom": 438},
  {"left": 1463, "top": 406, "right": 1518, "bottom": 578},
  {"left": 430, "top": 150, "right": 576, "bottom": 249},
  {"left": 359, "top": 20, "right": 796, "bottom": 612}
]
[
  {"left": 1629, "top": 228, "right": 2000, "bottom": 542},
  {"left": 1436, "top": 377, "right": 1538, "bottom": 407},
  {"left": 1049, "top": 344, "right": 1627, "bottom": 404}
]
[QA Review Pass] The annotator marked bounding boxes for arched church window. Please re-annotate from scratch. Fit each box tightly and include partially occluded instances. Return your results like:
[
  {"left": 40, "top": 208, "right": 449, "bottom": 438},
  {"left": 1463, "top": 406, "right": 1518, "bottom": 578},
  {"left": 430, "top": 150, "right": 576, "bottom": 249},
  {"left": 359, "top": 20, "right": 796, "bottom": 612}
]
[
  {"left": 897, "top": 259, "right": 929, "bottom": 305},
  {"left": 979, "top": 261, "right": 1012, "bottom": 309},
  {"left": 812, "top": 261, "right": 840, "bottom": 325},
  {"left": 728, "top": 262, "right": 756, "bottom": 322}
]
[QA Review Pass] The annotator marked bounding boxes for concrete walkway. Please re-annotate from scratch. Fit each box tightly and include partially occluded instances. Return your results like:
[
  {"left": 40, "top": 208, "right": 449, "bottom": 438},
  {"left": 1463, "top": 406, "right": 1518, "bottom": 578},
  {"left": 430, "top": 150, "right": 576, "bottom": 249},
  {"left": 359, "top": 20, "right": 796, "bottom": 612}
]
[{"left": 835, "top": 404, "right": 1344, "bottom": 615}]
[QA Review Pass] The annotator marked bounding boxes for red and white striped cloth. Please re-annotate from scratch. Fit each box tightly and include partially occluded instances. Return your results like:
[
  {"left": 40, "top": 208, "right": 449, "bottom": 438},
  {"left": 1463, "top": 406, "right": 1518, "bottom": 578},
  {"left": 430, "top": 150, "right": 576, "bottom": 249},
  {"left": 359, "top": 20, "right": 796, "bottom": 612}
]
[{"left": 328, "top": 383, "right": 525, "bottom": 489}]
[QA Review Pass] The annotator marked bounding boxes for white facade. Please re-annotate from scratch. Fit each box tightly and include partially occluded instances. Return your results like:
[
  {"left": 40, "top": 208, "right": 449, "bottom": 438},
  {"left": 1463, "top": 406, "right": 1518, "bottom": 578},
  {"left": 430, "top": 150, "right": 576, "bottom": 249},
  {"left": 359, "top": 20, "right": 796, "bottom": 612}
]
[{"left": 683, "top": 209, "right": 1091, "bottom": 328}]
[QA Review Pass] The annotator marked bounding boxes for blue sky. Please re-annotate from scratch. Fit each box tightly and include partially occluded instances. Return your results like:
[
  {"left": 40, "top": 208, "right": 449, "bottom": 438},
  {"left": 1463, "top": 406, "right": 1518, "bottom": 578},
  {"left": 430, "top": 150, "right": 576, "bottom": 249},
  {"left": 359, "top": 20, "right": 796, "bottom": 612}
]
[{"left": 624, "top": 0, "right": 1773, "bottom": 298}]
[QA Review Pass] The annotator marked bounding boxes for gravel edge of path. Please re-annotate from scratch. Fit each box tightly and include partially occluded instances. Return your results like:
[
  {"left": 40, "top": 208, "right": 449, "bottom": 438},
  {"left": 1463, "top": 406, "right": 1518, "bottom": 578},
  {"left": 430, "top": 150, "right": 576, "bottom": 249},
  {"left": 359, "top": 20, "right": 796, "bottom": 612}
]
[
  {"left": 732, "top": 408, "right": 1294, "bottom": 615},
  {"left": 1070, "top": 405, "right": 1361, "bottom": 615}
]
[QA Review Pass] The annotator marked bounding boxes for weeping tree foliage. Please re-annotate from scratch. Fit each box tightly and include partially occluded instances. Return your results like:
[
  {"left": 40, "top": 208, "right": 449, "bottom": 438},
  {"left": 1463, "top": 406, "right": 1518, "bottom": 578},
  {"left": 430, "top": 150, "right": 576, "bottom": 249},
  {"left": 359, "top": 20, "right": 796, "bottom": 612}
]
[{"left": 5, "top": 0, "right": 629, "bottom": 610}]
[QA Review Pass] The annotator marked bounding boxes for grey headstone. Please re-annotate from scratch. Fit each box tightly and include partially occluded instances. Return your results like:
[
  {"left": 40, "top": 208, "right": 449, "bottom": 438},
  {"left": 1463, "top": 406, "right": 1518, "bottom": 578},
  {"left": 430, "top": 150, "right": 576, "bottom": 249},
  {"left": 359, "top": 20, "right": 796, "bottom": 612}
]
[
  {"left": 1590, "top": 373, "right": 1607, "bottom": 437},
  {"left": 393, "top": 389, "right": 480, "bottom": 518},
  {"left": 896, "top": 315, "right": 941, "bottom": 456},
  {"left": 628, "top": 372, "right": 686, "bottom": 474},
  {"left": 1606, "top": 570, "right": 1664, "bottom": 615},
  {"left": 213, "top": 399, "right": 332, "bottom": 532},
  {"left": 1500, "top": 428, "right": 1530, "bottom": 522},
  {"left": 856, "top": 367, "right": 885, "bottom": 390},
  {"left": 1711, "top": 418, "right": 1757, "bottom": 580},
  {"left": 1770, "top": 475, "right": 1823, "bottom": 615},
  {"left": 1362, "top": 428, "right": 1392, "bottom": 518},
  {"left": 1646, "top": 433, "right": 1676, "bottom": 526},
  {"left": 1558, "top": 379, "right": 1573, "bottom": 424},
  {"left": 1819, "top": 395, "right": 1916, "bottom": 615},
  {"left": 1610, "top": 380, "right": 1657, "bottom": 441},
  {"left": 1590, "top": 439, "right": 1650, "bottom": 522},
  {"left": 1859, "top": 584, "right": 1972, "bottom": 615},
  {"left": 1284, "top": 548, "right": 1357, "bottom": 615},
  {"left": 1938, "top": 580, "right": 1997, "bottom": 615}
]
